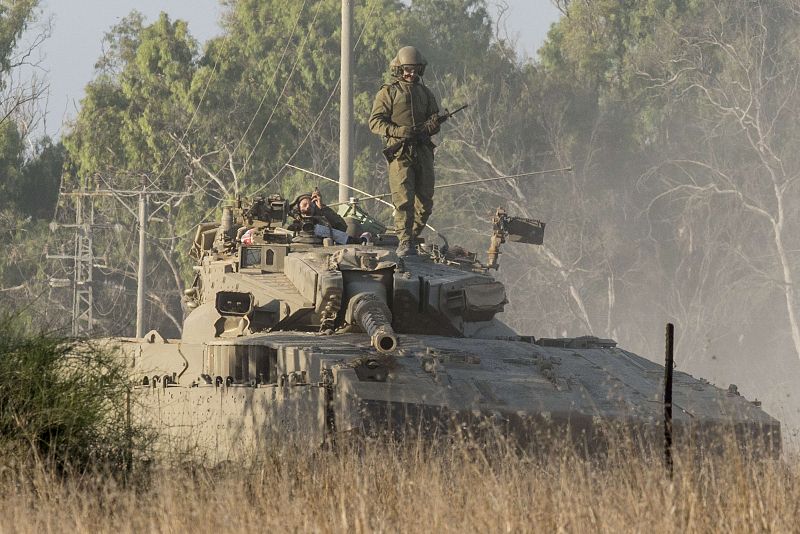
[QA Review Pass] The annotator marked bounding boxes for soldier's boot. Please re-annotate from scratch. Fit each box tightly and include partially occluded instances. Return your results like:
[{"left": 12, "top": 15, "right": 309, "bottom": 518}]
[
  {"left": 411, "top": 224, "right": 423, "bottom": 242},
  {"left": 396, "top": 213, "right": 417, "bottom": 257},
  {"left": 396, "top": 237, "right": 417, "bottom": 257}
]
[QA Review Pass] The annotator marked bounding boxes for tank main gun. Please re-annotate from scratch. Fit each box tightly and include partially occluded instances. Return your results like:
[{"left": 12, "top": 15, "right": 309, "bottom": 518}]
[{"left": 349, "top": 293, "right": 398, "bottom": 353}]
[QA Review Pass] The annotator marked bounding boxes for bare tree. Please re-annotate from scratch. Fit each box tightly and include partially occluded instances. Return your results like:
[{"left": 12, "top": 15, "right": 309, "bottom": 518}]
[
  {"left": 0, "top": 6, "right": 51, "bottom": 135},
  {"left": 430, "top": 73, "right": 632, "bottom": 340},
  {"left": 636, "top": 0, "right": 800, "bottom": 362}
]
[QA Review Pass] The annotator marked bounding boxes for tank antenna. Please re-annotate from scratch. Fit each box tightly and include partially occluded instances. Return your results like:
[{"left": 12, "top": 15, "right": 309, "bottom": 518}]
[
  {"left": 287, "top": 163, "right": 394, "bottom": 210},
  {"left": 328, "top": 166, "right": 574, "bottom": 205},
  {"left": 431, "top": 166, "right": 573, "bottom": 190},
  {"left": 285, "top": 163, "right": 439, "bottom": 234}
]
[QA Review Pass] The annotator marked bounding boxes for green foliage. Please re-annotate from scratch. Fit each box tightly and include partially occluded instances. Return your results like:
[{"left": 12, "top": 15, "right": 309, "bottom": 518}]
[
  {"left": 0, "top": 0, "right": 62, "bottom": 220},
  {"left": 65, "top": 12, "right": 198, "bottom": 183},
  {"left": 0, "top": 121, "right": 63, "bottom": 218},
  {"left": 0, "top": 120, "right": 23, "bottom": 201},
  {"left": 540, "top": 0, "right": 690, "bottom": 91},
  {"left": 406, "top": 0, "right": 494, "bottom": 74},
  {"left": 0, "top": 315, "right": 144, "bottom": 472},
  {"left": 17, "top": 138, "right": 64, "bottom": 220},
  {"left": 0, "top": 213, "right": 49, "bottom": 307},
  {"left": 0, "top": 0, "right": 37, "bottom": 83}
]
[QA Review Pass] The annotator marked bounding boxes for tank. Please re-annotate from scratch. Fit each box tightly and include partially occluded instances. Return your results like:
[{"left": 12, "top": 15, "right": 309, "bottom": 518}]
[{"left": 112, "top": 194, "right": 781, "bottom": 461}]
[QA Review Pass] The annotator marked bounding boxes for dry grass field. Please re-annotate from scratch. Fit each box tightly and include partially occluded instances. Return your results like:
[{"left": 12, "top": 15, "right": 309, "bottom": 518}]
[
  {"left": 1, "top": 436, "right": 798, "bottom": 534},
  {"left": 3, "top": 317, "right": 796, "bottom": 532}
]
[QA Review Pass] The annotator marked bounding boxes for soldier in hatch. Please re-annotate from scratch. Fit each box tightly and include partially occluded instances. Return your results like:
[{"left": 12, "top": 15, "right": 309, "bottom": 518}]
[
  {"left": 291, "top": 189, "right": 348, "bottom": 232},
  {"left": 286, "top": 189, "right": 353, "bottom": 245},
  {"left": 369, "top": 45, "right": 440, "bottom": 257}
]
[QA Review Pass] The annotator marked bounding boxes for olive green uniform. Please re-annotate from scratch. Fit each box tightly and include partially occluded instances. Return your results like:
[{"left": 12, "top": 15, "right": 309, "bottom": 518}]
[
  {"left": 369, "top": 80, "right": 440, "bottom": 243},
  {"left": 288, "top": 194, "right": 348, "bottom": 233},
  {"left": 317, "top": 205, "right": 347, "bottom": 232}
]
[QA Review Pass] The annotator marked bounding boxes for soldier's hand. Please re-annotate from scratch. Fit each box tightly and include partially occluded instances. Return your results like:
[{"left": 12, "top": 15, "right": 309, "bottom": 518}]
[
  {"left": 393, "top": 125, "right": 416, "bottom": 138},
  {"left": 422, "top": 115, "right": 441, "bottom": 136},
  {"left": 312, "top": 189, "right": 324, "bottom": 209}
]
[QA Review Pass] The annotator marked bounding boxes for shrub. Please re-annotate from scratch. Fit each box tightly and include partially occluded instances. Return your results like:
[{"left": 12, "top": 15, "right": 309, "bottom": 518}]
[{"left": 0, "top": 315, "right": 143, "bottom": 473}]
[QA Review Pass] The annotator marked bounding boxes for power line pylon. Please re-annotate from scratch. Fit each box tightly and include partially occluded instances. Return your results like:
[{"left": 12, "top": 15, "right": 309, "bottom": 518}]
[
  {"left": 47, "top": 183, "right": 97, "bottom": 336},
  {"left": 49, "top": 178, "right": 190, "bottom": 338},
  {"left": 72, "top": 191, "right": 94, "bottom": 337}
]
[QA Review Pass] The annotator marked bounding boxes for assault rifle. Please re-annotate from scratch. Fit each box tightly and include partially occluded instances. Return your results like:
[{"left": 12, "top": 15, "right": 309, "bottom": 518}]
[{"left": 382, "top": 104, "right": 468, "bottom": 163}]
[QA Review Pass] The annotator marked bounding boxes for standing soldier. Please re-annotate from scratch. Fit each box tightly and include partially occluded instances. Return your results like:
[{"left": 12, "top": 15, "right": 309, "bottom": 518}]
[{"left": 369, "top": 45, "right": 440, "bottom": 257}]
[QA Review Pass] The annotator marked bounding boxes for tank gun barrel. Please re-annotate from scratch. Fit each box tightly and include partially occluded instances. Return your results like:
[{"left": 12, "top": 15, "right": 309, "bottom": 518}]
[{"left": 349, "top": 293, "right": 398, "bottom": 353}]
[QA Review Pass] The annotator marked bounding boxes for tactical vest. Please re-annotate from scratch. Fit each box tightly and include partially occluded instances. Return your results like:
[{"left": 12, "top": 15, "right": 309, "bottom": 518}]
[{"left": 384, "top": 81, "right": 436, "bottom": 128}]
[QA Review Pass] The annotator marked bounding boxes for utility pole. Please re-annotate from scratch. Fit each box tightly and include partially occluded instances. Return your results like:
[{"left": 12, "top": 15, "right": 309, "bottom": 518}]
[
  {"left": 338, "top": 0, "right": 354, "bottom": 204},
  {"left": 73, "top": 195, "right": 94, "bottom": 337},
  {"left": 49, "top": 180, "right": 188, "bottom": 338},
  {"left": 136, "top": 185, "right": 148, "bottom": 338}
]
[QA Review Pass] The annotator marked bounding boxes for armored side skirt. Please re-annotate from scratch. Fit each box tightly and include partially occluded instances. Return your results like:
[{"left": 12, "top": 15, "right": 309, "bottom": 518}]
[
  {"left": 133, "top": 385, "right": 326, "bottom": 463},
  {"left": 344, "top": 399, "right": 781, "bottom": 456},
  {"left": 132, "top": 385, "right": 781, "bottom": 463}
]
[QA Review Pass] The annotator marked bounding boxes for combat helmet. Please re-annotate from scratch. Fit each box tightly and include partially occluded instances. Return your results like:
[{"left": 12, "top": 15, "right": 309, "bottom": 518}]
[{"left": 390, "top": 45, "right": 427, "bottom": 77}]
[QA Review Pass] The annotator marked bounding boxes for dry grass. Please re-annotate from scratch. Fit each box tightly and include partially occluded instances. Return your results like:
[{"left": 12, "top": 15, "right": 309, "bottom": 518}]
[{"left": 1, "top": 435, "right": 798, "bottom": 534}]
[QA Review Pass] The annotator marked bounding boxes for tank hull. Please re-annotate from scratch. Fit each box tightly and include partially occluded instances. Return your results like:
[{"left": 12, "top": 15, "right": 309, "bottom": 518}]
[{"left": 115, "top": 332, "right": 780, "bottom": 462}]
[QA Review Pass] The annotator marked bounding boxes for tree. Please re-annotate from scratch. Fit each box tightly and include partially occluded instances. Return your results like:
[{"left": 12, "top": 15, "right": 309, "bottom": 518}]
[
  {"left": 634, "top": 0, "right": 800, "bottom": 363},
  {"left": 0, "top": 0, "right": 48, "bottom": 130},
  {"left": 0, "top": 0, "right": 59, "bottom": 219},
  {"left": 0, "top": 0, "right": 61, "bottom": 321},
  {"left": 0, "top": 119, "right": 23, "bottom": 201}
]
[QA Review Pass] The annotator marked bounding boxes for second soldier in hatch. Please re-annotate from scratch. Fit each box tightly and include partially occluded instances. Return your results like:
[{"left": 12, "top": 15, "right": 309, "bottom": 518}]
[
  {"left": 293, "top": 189, "right": 348, "bottom": 232},
  {"left": 369, "top": 45, "right": 440, "bottom": 257}
]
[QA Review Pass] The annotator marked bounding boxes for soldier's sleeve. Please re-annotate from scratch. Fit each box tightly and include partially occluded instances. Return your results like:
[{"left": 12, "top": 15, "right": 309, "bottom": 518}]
[
  {"left": 369, "top": 86, "right": 400, "bottom": 138},
  {"left": 320, "top": 206, "right": 348, "bottom": 232},
  {"left": 425, "top": 87, "right": 441, "bottom": 135}
]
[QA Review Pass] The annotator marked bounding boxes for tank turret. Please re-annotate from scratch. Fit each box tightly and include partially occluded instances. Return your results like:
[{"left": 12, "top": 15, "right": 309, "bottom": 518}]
[{"left": 180, "top": 196, "right": 515, "bottom": 346}]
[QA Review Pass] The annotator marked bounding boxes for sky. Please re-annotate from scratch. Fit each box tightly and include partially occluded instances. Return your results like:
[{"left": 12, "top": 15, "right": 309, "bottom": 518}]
[{"left": 31, "top": 0, "right": 561, "bottom": 139}]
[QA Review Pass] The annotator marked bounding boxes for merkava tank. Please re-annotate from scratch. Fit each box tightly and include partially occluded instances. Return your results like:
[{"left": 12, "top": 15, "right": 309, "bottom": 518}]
[{"left": 114, "top": 193, "right": 780, "bottom": 461}]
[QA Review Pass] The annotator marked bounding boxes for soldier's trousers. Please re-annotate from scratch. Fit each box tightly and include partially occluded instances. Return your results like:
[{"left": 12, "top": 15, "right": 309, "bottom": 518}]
[{"left": 389, "top": 145, "right": 434, "bottom": 243}]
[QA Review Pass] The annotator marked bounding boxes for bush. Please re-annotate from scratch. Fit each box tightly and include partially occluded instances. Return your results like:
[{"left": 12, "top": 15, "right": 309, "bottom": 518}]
[{"left": 0, "top": 315, "right": 142, "bottom": 473}]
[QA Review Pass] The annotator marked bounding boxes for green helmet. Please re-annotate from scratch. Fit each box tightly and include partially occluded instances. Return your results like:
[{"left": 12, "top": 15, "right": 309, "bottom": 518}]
[{"left": 390, "top": 45, "right": 427, "bottom": 77}]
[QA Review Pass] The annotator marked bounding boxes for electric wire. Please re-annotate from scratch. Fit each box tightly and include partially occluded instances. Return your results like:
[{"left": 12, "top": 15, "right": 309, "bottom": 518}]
[
  {"left": 285, "top": 163, "right": 439, "bottom": 233},
  {"left": 101, "top": 2, "right": 308, "bottom": 236},
  {"left": 241, "top": 0, "right": 322, "bottom": 175},
  {"left": 256, "top": 0, "right": 380, "bottom": 194},
  {"left": 163, "top": 2, "right": 311, "bottom": 213},
  {"left": 251, "top": 80, "right": 340, "bottom": 195},
  {"left": 151, "top": 54, "right": 221, "bottom": 185},
  {"left": 286, "top": 164, "right": 394, "bottom": 209},
  {"left": 229, "top": 0, "right": 309, "bottom": 165}
]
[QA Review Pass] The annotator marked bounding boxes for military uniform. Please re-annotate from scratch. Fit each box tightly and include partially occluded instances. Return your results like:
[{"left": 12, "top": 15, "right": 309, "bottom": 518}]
[
  {"left": 288, "top": 193, "right": 348, "bottom": 232},
  {"left": 369, "top": 47, "right": 440, "bottom": 252},
  {"left": 317, "top": 205, "right": 348, "bottom": 232}
]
